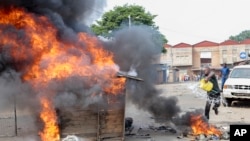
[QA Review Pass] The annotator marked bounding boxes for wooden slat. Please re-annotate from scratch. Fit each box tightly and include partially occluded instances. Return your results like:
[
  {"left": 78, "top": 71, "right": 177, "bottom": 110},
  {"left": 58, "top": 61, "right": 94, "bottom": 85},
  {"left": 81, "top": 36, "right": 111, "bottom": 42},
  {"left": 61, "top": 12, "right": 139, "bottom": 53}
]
[{"left": 60, "top": 100, "right": 125, "bottom": 140}]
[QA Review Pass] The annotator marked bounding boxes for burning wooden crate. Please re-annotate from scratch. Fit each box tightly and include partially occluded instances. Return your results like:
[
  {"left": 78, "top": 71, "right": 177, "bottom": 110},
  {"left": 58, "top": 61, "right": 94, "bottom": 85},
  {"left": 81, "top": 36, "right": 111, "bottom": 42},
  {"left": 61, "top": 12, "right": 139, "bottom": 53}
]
[
  {"left": 59, "top": 74, "right": 142, "bottom": 141},
  {"left": 58, "top": 94, "right": 125, "bottom": 141}
]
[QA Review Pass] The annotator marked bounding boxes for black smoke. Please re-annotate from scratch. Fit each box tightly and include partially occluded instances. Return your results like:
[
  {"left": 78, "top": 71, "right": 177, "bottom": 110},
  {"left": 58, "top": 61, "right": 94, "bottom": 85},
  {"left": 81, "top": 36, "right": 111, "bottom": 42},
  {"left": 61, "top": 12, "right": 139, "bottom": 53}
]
[
  {"left": 103, "top": 26, "right": 181, "bottom": 122},
  {"left": 0, "top": 0, "right": 106, "bottom": 40},
  {"left": 0, "top": 0, "right": 182, "bottom": 132},
  {"left": 173, "top": 109, "right": 205, "bottom": 126},
  {"left": 0, "top": 0, "right": 108, "bottom": 122}
]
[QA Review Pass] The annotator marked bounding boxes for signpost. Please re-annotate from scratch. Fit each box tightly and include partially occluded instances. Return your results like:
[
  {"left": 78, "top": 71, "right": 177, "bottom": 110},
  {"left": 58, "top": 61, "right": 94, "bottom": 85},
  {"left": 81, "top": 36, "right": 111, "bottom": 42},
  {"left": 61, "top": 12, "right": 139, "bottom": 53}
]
[{"left": 240, "top": 52, "right": 247, "bottom": 59}]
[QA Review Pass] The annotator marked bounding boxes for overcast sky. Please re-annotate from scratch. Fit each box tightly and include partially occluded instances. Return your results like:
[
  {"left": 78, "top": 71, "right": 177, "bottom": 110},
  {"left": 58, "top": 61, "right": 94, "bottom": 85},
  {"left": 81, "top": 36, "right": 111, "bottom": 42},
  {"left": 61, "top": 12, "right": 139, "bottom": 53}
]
[{"left": 104, "top": 0, "right": 250, "bottom": 45}]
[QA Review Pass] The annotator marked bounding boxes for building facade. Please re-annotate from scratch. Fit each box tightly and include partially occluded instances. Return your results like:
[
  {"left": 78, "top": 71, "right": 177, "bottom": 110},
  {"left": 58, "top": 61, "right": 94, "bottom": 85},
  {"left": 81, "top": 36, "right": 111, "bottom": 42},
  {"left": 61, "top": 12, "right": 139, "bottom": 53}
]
[{"left": 162, "top": 39, "right": 250, "bottom": 81}]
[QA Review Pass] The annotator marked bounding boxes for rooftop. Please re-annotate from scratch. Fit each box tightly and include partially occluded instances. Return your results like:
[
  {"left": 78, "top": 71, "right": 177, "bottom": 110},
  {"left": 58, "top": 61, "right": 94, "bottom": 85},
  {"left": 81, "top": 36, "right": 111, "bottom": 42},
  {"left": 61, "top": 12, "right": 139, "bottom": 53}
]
[{"left": 193, "top": 40, "right": 219, "bottom": 47}]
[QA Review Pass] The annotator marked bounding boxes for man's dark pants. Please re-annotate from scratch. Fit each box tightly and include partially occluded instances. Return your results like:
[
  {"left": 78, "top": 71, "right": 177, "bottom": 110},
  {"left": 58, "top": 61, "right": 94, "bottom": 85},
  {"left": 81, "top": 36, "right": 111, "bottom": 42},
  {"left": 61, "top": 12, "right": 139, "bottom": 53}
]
[
  {"left": 205, "top": 94, "right": 220, "bottom": 120},
  {"left": 221, "top": 77, "right": 227, "bottom": 90}
]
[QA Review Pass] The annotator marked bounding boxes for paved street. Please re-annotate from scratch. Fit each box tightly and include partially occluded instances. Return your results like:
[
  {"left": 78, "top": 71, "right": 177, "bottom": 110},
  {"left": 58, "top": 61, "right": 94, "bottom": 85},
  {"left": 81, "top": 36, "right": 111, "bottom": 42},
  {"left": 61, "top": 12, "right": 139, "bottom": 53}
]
[
  {"left": 1, "top": 82, "right": 250, "bottom": 141},
  {"left": 125, "top": 82, "right": 250, "bottom": 141}
]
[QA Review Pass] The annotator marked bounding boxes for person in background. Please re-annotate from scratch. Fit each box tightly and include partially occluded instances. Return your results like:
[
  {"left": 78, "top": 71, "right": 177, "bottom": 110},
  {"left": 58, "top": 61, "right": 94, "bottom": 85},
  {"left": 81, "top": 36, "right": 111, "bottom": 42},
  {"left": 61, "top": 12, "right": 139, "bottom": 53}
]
[
  {"left": 203, "top": 66, "right": 221, "bottom": 120},
  {"left": 220, "top": 63, "right": 230, "bottom": 91}
]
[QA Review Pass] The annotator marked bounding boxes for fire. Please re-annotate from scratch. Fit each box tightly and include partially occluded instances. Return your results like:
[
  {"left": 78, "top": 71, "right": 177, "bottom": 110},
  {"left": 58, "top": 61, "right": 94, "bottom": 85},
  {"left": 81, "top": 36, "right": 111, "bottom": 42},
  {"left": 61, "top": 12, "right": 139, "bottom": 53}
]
[
  {"left": 39, "top": 97, "right": 60, "bottom": 141},
  {"left": 0, "top": 7, "right": 125, "bottom": 141},
  {"left": 190, "top": 114, "right": 222, "bottom": 136}
]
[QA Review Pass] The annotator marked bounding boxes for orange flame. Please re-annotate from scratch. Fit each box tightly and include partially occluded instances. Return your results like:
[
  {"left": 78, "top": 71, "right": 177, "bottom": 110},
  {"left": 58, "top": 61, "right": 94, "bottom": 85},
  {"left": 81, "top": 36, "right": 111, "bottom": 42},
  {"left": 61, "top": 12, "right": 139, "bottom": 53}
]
[
  {"left": 0, "top": 7, "right": 125, "bottom": 141},
  {"left": 39, "top": 97, "right": 60, "bottom": 141},
  {"left": 190, "top": 114, "right": 222, "bottom": 136}
]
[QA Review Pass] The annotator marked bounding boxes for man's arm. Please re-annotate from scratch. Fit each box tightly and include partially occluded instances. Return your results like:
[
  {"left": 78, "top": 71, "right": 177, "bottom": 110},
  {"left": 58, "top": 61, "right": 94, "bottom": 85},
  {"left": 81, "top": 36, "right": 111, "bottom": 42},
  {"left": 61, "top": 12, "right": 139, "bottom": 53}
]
[{"left": 205, "top": 71, "right": 215, "bottom": 82}]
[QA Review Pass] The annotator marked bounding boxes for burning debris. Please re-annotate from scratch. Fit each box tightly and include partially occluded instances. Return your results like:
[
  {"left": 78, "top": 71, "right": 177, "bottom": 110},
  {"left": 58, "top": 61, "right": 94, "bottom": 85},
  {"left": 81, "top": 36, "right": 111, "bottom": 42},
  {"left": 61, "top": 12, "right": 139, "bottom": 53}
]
[
  {"left": 125, "top": 117, "right": 134, "bottom": 134},
  {"left": 0, "top": 1, "right": 126, "bottom": 140},
  {"left": 190, "top": 114, "right": 221, "bottom": 136},
  {"left": 0, "top": 0, "right": 185, "bottom": 141},
  {"left": 174, "top": 113, "right": 230, "bottom": 140}
]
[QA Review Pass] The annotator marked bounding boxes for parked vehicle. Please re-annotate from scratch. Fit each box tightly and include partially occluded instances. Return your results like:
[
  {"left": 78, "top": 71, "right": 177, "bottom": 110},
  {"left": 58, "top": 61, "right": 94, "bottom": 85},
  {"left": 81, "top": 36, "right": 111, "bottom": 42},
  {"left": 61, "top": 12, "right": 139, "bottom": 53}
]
[{"left": 222, "top": 65, "right": 250, "bottom": 106}]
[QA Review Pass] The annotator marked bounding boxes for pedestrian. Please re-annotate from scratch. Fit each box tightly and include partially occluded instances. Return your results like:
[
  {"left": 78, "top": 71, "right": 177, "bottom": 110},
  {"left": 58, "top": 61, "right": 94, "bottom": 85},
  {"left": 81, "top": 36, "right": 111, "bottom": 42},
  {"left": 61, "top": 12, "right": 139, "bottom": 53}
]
[
  {"left": 203, "top": 66, "right": 221, "bottom": 120},
  {"left": 220, "top": 63, "right": 230, "bottom": 91},
  {"left": 197, "top": 74, "right": 200, "bottom": 81}
]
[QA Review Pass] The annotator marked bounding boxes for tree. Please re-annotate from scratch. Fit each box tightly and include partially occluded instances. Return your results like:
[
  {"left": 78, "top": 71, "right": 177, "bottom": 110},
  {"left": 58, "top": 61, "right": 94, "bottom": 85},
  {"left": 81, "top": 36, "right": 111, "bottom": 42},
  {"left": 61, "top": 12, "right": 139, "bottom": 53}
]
[
  {"left": 229, "top": 30, "right": 250, "bottom": 41},
  {"left": 91, "top": 4, "right": 167, "bottom": 53}
]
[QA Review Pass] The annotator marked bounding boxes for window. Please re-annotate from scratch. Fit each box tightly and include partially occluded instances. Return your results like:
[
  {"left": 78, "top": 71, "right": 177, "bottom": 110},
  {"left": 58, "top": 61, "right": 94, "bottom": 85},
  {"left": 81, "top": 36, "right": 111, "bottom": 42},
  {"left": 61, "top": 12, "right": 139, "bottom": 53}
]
[
  {"left": 201, "top": 63, "right": 211, "bottom": 67},
  {"left": 222, "top": 50, "right": 227, "bottom": 58},
  {"left": 222, "top": 50, "right": 227, "bottom": 55},
  {"left": 232, "top": 49, "right": 237, "bottom": 54},
  {"left": 245, "top": 49, "right": 249, "bottom": 54},
  {"left": 200, "top": 52, "right": 211, "bottom": 58},
  {"left": 223, "top": 58, "right": 227, "bottom": 63},
  {"left": 232, "top": 56, "right": 237, "bottom": 62},
  {"left": 230, "top": 68, "right": 250, "bottom": 78}
]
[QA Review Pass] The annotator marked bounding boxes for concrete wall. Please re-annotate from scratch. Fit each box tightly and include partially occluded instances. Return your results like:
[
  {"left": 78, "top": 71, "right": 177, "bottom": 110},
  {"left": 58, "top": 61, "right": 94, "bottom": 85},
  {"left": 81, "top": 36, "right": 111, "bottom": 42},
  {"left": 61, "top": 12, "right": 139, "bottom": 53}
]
[
  {"left": 172, "top": 47, "right": 193, "bottom": 66},
  {"left": 219, "top": 44, "right": 247, "bottom": 64}
]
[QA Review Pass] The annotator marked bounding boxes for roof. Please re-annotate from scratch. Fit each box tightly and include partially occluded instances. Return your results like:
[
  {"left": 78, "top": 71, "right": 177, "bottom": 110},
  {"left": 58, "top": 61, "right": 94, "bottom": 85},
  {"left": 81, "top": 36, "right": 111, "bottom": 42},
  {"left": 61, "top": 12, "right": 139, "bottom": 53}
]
[
  {"left": 164, "top": 44, "right": 172, "bottom": 48},
  {"left": 173, "top": 42, "right": 192, "bottom": 48},
  {"left": 239, "top": 38, "right": 250, "bottom": 44},
  {"left": 193, "top": 40, "right": 219, "bottom": 47},
  {"left": 220, "top": 40, "right": 239, "bottom": 46}
]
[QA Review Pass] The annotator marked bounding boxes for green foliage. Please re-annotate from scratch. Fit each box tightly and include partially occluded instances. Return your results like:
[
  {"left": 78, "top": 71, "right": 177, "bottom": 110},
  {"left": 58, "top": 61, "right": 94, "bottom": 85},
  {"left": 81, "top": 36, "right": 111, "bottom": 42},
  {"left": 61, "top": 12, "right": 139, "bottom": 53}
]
[
  {"left": 91, "top": 4, "right": 157, "bottom": 37},
  {"left": 162, "top": 47, "right": 167, "bottom": 54},
  {"left": 229, "top": 30, "right": 250, "bottom": 41},
  {"left": 91, "top": 4, "right": 168, "bottom": 53},
  {"left": 160, "top": 34, "right": 167, "bottom": 53}
]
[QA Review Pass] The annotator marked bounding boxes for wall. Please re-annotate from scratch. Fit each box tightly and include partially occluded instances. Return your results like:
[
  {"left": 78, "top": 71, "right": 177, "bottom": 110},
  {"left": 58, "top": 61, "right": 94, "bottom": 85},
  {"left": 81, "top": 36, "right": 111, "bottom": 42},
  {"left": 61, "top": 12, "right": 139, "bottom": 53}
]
[{"left": 172, "top": 47, "right": 193, "bottom": 66}]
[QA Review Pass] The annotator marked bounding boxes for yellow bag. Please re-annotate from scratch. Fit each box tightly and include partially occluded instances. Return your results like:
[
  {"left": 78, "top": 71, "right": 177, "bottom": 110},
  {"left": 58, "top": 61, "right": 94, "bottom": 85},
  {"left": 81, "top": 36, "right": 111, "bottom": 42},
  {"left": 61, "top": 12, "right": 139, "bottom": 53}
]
[{"left": 199, "top": 78, "right": 213, "bottom": 92}]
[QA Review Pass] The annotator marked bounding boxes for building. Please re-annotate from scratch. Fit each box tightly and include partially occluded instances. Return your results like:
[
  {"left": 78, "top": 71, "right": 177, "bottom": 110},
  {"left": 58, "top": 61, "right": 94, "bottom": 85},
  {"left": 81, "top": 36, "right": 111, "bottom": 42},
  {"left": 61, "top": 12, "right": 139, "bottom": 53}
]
[
  {"left": 192, "top": 40, "right": 220, "bottom": 77},
  {"left": 160, "top": 44, "right": 172, "bottom": 65},
  {"left": 171, "top": 43, "right": 192, "bottom": 81},
  {"left": 162, "top": 39, "right": 250, "bottom": 81}
]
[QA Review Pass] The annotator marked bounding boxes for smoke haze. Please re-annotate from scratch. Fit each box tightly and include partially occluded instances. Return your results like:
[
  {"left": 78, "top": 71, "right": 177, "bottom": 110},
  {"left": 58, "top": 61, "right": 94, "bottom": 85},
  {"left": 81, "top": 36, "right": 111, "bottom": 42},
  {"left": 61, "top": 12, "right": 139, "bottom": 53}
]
[
  {"left": 104, "top": 26, "right": 181, "bottom": 122},
  {"left": 0, "top": 1, "right": 183, "bottom": 137}
]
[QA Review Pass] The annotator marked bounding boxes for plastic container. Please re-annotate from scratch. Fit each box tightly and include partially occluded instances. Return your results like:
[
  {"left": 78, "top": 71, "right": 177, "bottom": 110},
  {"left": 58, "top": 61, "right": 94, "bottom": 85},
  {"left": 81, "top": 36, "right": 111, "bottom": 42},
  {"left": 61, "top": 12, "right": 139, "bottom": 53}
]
[{"left": 199, "top": 78, "right": 213, "bottom": 92}]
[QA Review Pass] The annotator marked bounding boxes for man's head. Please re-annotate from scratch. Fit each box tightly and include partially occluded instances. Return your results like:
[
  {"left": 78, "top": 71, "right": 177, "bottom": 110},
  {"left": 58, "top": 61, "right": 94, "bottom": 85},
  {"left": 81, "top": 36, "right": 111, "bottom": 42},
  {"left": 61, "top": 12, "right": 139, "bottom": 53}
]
[
  {"left": 204, "top": 66, "right": 211, "bottom": 75},
  {"left": 223, "top": 63, "right": 227, "bottom": 67}
]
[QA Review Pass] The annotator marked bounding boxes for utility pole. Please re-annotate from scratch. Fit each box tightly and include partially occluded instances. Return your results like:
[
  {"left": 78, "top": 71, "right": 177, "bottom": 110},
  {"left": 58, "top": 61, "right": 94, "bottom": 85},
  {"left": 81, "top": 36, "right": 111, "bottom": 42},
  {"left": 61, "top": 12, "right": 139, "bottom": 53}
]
[
  {"left": 170, "top": 46, "right": 173, "bottom": 68},
  {"left": 14, "top": 95, "right": 17, "bottom": 136},
  {"left": 128, "top": 15, "right": 131, "bottom": 28}
]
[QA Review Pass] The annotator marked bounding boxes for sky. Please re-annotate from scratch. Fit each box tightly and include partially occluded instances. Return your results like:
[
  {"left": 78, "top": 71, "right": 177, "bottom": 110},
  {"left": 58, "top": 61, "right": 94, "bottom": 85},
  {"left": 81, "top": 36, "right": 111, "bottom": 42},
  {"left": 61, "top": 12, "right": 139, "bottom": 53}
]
[{"left": 102, "top": 0, "right": 250, "bottom": 45}]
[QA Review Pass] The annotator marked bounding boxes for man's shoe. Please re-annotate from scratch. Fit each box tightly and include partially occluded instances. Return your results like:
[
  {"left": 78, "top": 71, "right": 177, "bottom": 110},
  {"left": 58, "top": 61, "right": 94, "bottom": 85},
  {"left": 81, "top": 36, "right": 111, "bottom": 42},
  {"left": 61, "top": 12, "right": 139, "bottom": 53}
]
[
  {"left": 205, "top": 114, "right": 209, "bottom": 120},
  {"left": 213, "top": 107, "right": 219, "bottom": 115}
]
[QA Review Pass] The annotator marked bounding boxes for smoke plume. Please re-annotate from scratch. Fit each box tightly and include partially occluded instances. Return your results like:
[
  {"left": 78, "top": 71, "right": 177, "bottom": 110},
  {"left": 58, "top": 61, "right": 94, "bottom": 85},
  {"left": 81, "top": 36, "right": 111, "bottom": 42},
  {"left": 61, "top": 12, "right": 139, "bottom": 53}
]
[
  {"left": 0, "top": 0, "right": 105, "bottom": 41},
  {"left": 104, "top": 26, "right": 181, "bottom": 122},
  {"left": 0, "top": 1, "right": 183, "bottom": 139},
  {"left": 0, "top": 1, "right": 116, "bottom": 127}
]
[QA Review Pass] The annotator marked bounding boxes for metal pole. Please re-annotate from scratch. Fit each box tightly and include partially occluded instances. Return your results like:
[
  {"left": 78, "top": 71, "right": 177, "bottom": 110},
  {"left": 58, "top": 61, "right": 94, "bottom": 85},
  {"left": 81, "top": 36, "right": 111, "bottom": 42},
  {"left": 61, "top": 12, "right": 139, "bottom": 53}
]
[
  {"left": 128, "top": 15, "right": 131, "bottom": 28},
  {"left": 122, "top": 80, "right": 127, "bottom": 141},
  {"left": 5, "top": 70, "right": 17, "bottom": 136},
  {"left": 97, "top": 103, "right": 100, "bottom": 141},
  {"left": 171, "top": 46, "right": 173, "bottom": 68},
  {"left": 14, "top": 95, "right": 17, "bottom": 136}
]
